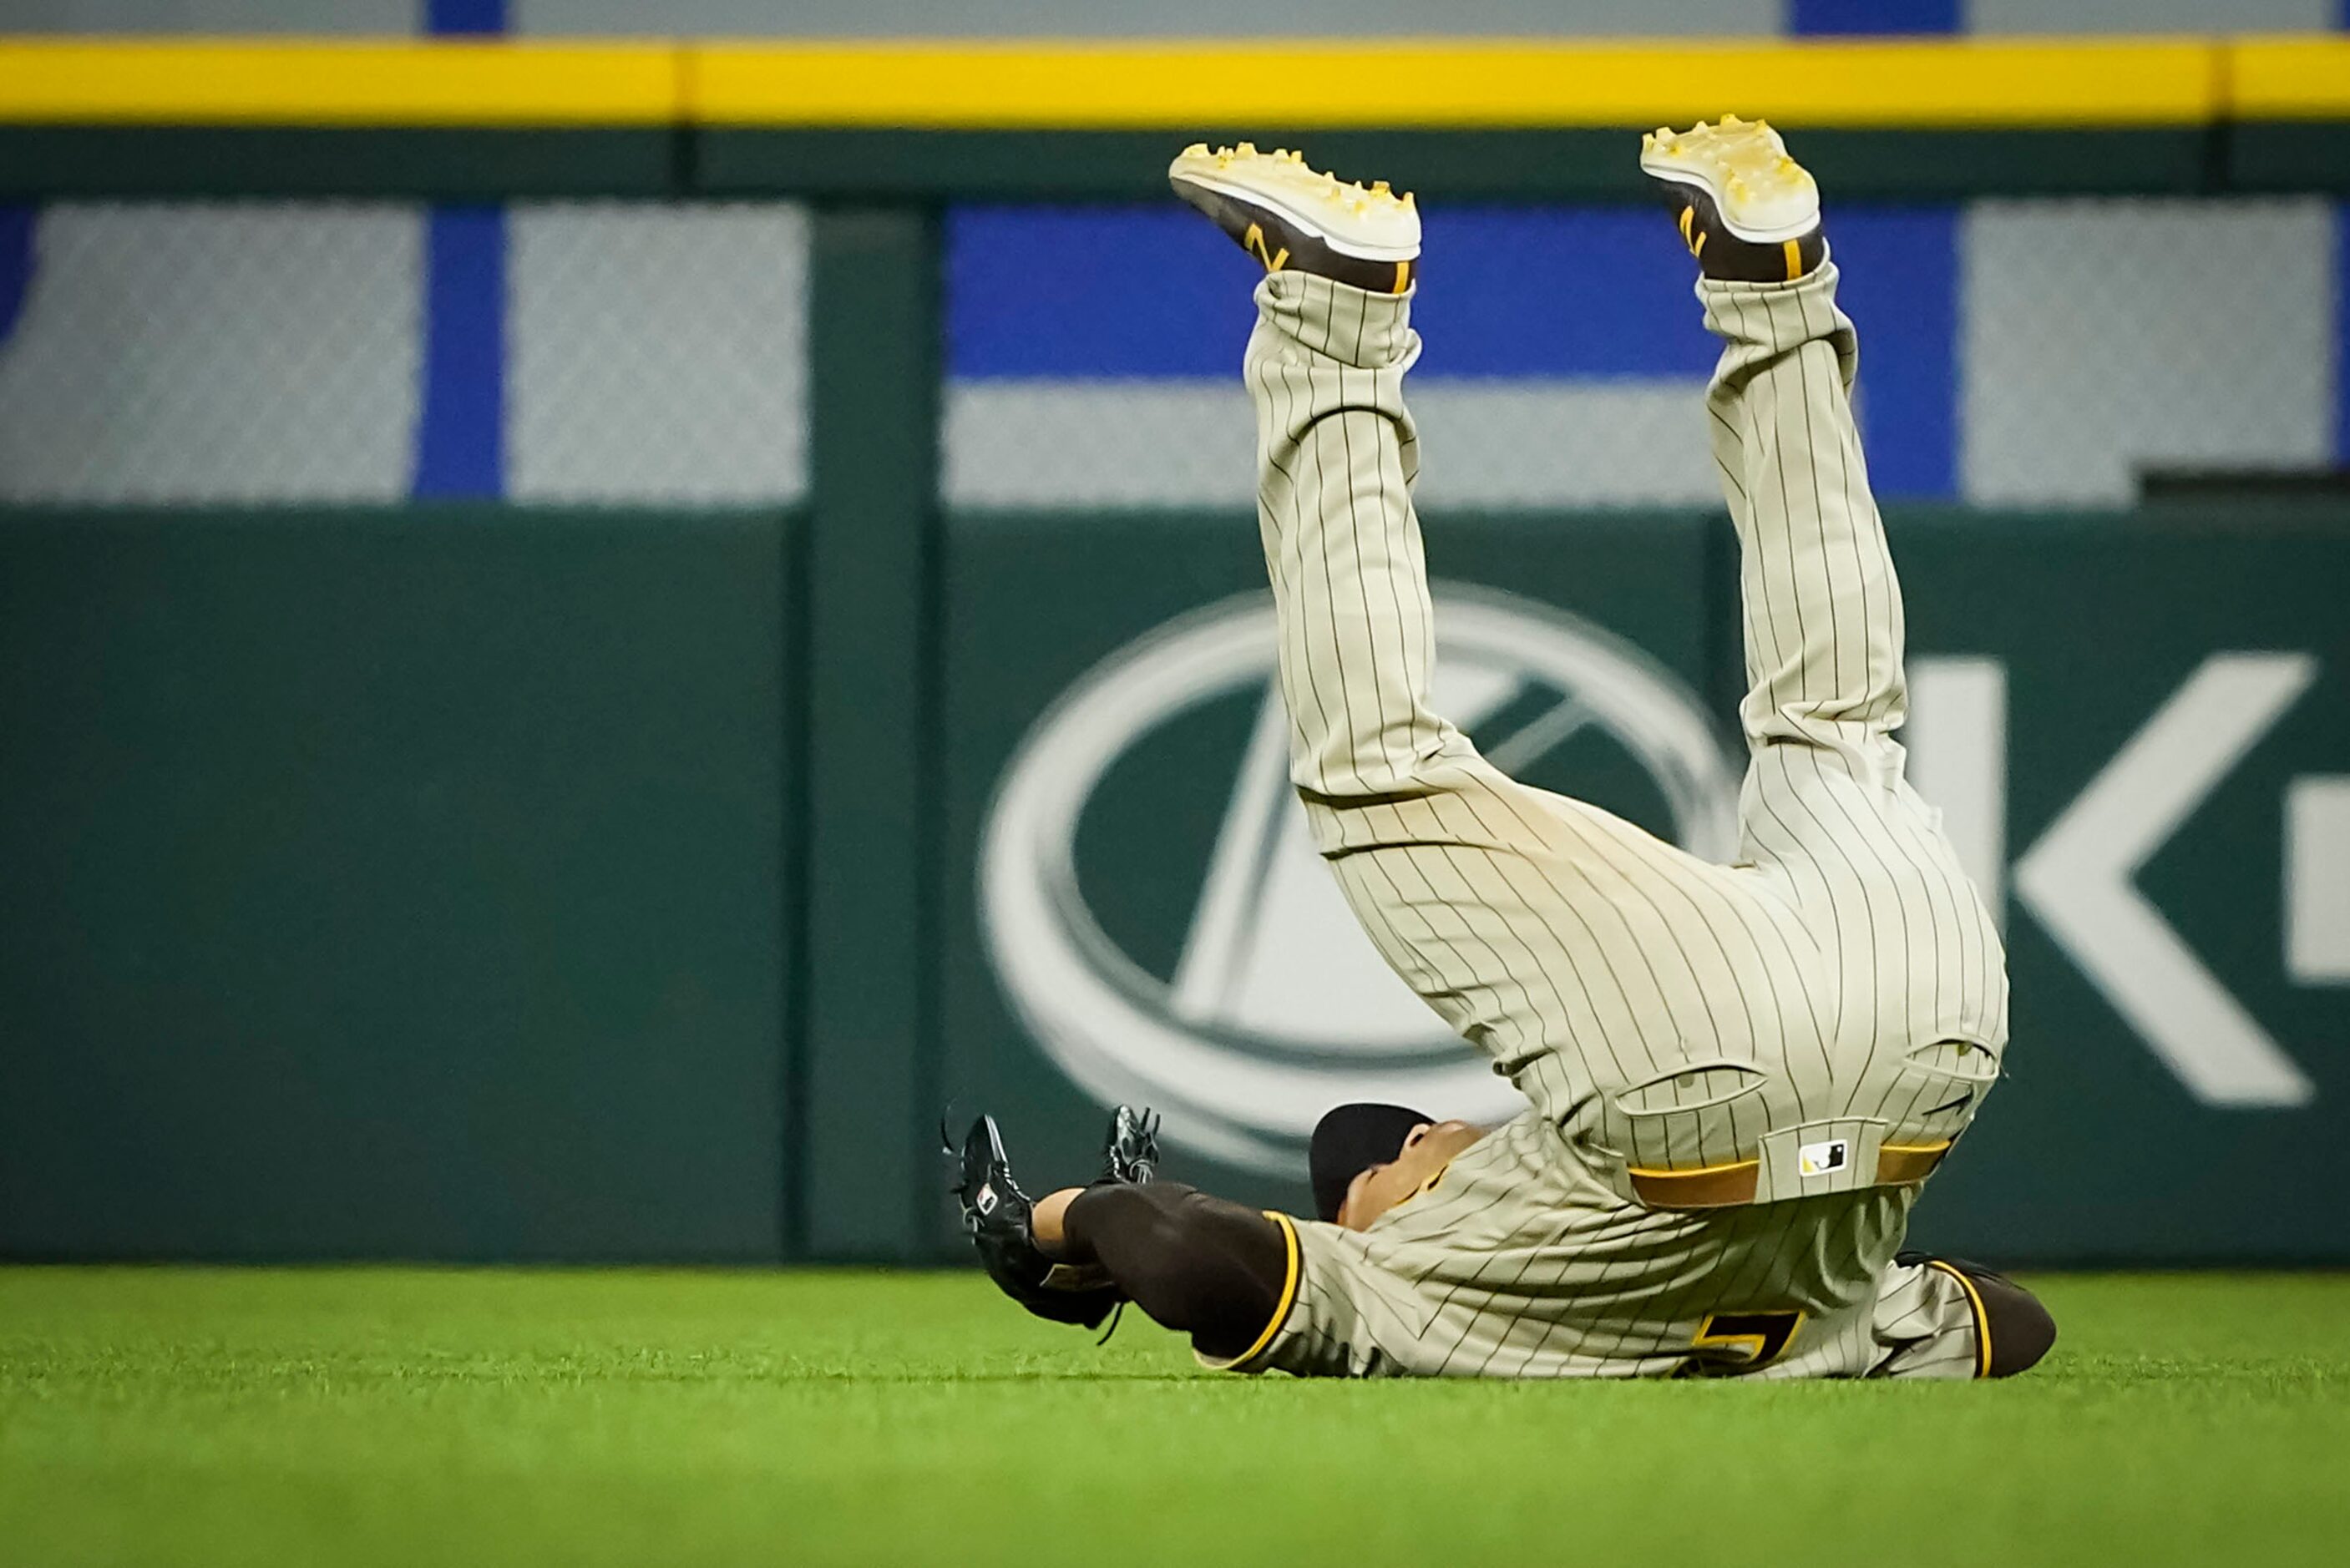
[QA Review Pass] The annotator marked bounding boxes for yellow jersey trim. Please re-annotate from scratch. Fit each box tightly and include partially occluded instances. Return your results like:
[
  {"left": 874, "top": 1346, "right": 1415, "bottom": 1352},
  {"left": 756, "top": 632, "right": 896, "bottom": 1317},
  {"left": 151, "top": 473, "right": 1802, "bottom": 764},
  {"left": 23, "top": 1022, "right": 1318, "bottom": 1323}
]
[
  {"left": 11, "top": 35, "right": 2336, "bottom": 131},
  {"left": 1689, "top": 1308, "right": 1808, "bottom": 1370},
  {"left": 1923, "top": 1258, "right": 1994, "bottom": 1379},
  {"left": 1202, "top": 1211, "right": 1300, "bottom": 1374}
]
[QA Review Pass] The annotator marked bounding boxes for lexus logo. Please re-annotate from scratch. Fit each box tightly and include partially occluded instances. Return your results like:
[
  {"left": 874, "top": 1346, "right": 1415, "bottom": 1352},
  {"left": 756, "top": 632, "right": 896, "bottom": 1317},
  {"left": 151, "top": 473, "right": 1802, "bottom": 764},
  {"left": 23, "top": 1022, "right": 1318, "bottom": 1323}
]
[{"left": 980, "top": 584, "right": 1741, "bottom": 1174}]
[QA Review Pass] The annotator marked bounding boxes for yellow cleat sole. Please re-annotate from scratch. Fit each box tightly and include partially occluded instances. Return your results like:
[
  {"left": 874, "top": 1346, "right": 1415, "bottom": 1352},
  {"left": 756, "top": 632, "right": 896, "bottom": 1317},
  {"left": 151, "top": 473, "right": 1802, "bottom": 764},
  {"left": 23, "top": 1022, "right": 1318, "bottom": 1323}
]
[
  {"left": 1168, "top": 141, "right": 1421, "bottom": 264},
  {"left": 1639, "top": 115, "right": 1821, "bottom": 245}
]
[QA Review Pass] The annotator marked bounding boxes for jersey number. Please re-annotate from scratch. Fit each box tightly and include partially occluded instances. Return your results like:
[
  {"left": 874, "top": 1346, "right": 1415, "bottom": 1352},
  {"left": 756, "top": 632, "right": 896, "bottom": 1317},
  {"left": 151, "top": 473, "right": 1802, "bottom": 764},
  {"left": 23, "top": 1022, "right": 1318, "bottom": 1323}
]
[{"left": 1680, "top": 1310, "right": 1806, "bottom": 1376}]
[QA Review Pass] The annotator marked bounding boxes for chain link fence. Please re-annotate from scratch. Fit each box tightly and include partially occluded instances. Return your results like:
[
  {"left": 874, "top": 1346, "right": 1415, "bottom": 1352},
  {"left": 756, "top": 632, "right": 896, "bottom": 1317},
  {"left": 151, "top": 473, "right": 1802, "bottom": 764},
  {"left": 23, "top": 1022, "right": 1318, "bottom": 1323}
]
[
  {"left": 0, "top": 195, "right": 2337, "bottom": 511},
  {"left": 1962, "top": 197, "right": 2335, "bottom": 506},
  {"left": 0, "top": 200, "right": 808, "bottom": 507},
  {"left": 942, "top": 195, "right": 2346, "bottom": 513}
]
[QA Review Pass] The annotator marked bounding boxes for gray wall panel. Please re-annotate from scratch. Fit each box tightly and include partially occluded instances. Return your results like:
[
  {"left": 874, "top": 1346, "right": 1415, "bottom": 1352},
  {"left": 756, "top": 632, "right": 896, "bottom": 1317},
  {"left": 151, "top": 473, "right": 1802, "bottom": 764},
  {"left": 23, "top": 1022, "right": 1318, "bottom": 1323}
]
[
  {"left": 1960, "top": 198, "right": 2333, "bottom": 506},
  {"left": 515, "top": 0, "right": 1780, "bottom": 38},
  {"left": 1970, "top": 0, "right": 2332, "bottom": 33},
  {"left": 509, "top": 202, "right": 808, "bottom": 504},
  {"left": 0, "top": 204, "right": 419, "bottom": 503},
  {"left": 5, "top": 1, "right": 413, "bottom": 31}
]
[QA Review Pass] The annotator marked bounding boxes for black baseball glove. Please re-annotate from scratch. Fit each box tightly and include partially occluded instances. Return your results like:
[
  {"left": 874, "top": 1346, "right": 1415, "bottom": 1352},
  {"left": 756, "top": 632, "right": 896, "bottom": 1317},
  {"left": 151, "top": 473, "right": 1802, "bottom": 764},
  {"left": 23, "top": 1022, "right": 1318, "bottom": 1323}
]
[{"left": 947, "top": 1108, "right": 1160, "bottom": 1331}]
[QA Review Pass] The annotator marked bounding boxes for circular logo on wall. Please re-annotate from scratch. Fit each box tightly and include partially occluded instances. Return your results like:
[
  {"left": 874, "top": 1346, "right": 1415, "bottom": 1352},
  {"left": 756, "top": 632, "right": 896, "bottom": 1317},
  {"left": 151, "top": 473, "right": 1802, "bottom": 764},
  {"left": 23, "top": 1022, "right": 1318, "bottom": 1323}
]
[{"left": 979, "top": 584, "right": 1741, "bottom": 1175}]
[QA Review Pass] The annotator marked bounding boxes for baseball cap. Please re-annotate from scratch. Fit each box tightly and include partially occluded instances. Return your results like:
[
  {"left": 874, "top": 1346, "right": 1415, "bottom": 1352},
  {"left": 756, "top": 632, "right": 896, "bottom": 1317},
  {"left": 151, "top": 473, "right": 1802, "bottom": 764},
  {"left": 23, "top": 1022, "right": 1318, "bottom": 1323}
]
[{"left": 1309, "top": 1101, "right": 1435, "bottom": 1222}]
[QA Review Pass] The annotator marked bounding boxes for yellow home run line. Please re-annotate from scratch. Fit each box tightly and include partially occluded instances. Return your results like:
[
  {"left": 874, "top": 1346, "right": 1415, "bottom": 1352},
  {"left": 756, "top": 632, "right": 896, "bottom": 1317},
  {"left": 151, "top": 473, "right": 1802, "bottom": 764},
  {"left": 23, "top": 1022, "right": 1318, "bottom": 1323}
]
[
  {"left": 2233, "top": 35, "right": 2350, "bottom": 118},
  {"left": 691, "top": 38, "right": 2216, "bottom": 129},
  {"left": 0, "top": 34, "right": 2340, "bottom": 130},
  {"left": 0, "top": 40, "right": 681, "bottom": 126}
]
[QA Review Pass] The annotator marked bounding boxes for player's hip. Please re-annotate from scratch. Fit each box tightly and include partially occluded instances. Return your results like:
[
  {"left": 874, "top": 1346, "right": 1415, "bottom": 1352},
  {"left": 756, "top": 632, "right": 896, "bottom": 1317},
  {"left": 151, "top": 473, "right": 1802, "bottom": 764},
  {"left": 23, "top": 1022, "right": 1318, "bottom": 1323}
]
[
  {"left": 1258, "top": 1178, "right": 1912, "bottom": 1380},
  {"left": 1476, "top": 999, "right": 1998, "bottom": 1213}
]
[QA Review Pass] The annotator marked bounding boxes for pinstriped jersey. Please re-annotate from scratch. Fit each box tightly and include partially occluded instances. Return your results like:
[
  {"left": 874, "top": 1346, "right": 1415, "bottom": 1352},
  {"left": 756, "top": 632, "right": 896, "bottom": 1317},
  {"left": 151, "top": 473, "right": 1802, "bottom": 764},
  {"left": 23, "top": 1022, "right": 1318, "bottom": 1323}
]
[
  {"left": 1224, "top": 259, "right": 2008, "bottom": 1378},
  {"left": 1211, "top": 1114, "right": 1986, "bottom": 1381}
]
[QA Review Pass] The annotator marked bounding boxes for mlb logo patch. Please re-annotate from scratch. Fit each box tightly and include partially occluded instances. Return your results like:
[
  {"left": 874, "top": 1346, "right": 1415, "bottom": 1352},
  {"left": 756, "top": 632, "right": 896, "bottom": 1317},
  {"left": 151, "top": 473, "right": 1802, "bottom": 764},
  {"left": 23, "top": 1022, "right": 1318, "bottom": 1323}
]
[{"left": 1798, "top": 1139, "right": 1851, "bottom": 1177}]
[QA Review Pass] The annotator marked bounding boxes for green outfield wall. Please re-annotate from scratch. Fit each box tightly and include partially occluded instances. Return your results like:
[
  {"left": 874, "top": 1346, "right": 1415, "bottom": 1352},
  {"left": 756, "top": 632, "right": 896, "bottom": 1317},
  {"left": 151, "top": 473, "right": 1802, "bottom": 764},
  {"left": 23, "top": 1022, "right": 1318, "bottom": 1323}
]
[
  {"left": 5, "top": 503, "right": 2347, "bottom": 1264},
  {"left": 0, "top": 508, "right": 794, "bottom": 1260},
  {"left": 7, "top": 33, "right": 2350, "bottom": 1265}
]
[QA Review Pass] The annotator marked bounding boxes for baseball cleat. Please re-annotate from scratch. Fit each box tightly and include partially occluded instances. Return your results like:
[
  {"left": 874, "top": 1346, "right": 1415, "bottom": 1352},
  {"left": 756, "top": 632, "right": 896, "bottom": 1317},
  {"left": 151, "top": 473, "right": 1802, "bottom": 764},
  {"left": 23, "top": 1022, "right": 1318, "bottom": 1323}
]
[
  {"left": 949, "top": 1114, "right": 1121, "bottom": 1330},
  {"left": 1099, "top": 1105, "right": 1162, "bottom": 1186},
  {"left": 1169, "top": 141, "right": 1419, "bottom": 294},
  {"left": 1640, "top": 116, "right": 1826, "bottom": 284}
]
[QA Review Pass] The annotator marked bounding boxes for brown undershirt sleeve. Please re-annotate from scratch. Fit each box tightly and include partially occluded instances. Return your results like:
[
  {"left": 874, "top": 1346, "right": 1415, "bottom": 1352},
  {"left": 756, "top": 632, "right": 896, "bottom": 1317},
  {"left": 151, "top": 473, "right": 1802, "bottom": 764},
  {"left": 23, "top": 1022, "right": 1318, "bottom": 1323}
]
[{"left": 1060, "top": 1181, "right": 1293, "bottom": 1359}]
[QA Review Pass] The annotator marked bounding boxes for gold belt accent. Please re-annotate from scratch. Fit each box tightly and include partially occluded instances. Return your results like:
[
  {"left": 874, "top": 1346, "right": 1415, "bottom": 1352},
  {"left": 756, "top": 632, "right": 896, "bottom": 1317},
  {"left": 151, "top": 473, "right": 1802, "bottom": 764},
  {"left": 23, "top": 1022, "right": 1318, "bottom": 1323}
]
[
  {"left": 1628, "top": 1141, "right": 1953, "bottom": 1210},
  {"left": 1876, "top": 1140, "right": 1954, "bottom": 1185},
  {"left": 1628, "top": 1159, "right": 1760, "bottom": 1208}
]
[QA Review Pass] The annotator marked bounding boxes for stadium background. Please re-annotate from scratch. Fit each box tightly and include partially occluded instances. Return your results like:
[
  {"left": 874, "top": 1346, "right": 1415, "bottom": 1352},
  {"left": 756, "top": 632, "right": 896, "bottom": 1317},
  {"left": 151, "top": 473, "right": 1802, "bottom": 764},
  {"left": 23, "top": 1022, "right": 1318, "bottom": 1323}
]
[{"left": 4, "top": 3, "right": 2350, "bottom": 1272}]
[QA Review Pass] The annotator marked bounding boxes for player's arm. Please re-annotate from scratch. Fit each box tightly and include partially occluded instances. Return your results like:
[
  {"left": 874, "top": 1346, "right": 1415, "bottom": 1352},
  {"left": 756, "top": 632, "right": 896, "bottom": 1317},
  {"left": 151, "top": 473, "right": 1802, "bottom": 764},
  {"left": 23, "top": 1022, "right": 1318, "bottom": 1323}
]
[
  {"left": 950, "top": 1111, "right": 1294, "bottom": 1360},
  {"left": 1034, "top": 1182, "right": 1293, "bottom": 1360}
]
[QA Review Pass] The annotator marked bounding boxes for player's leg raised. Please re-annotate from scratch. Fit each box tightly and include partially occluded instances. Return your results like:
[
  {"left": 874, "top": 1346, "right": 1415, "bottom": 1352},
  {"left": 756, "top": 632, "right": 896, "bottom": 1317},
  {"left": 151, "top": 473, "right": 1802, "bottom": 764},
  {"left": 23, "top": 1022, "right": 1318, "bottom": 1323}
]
[
  {"left": 1643, "top": 119, "right": 1904, "bottom": 766},
  {"left": 1167, "top": 144, "right": 1476, "bottom": 841},
  {"left": 1167, "top": 144, "right": 1793, "bottom": 1141}
]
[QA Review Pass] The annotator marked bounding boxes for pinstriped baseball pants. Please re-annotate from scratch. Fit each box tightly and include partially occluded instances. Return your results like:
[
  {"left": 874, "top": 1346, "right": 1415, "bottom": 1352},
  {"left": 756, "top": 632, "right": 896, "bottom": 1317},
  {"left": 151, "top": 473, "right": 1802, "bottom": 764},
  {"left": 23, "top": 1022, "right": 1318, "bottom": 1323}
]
[{"left": 1245, "top": 263, "right": 2008, "bottom": 1208}]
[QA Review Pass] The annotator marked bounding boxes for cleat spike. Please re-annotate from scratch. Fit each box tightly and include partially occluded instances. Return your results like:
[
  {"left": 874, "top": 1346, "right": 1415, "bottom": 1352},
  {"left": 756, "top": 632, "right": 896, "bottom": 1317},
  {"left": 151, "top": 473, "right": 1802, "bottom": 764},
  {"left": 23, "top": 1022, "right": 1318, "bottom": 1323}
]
[
  {"left": 1182, "top": 141, "right": 1208, "bottom": 157},
  {"left": 1370, "top": 179, "right": 1390, "bottom": 195},
  {"left": 1236, "top": 140, "right": 1257, "bottom": 155}
]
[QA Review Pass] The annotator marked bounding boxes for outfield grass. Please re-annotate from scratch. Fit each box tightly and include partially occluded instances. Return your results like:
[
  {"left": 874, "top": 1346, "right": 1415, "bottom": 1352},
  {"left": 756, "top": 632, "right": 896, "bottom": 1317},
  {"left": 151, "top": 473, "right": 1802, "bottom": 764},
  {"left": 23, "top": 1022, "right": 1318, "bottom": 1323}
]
[{"left": 2, "top": 1269, "right": 2344, "bottom": 1565}]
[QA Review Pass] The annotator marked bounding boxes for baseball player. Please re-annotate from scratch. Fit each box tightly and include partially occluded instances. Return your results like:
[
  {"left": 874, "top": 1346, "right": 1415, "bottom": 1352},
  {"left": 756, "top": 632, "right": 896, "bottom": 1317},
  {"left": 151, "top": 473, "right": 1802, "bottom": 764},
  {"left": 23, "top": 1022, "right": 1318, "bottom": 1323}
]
[{"left": 955, "top": 120, "right": 2052, "bottom": 1380}]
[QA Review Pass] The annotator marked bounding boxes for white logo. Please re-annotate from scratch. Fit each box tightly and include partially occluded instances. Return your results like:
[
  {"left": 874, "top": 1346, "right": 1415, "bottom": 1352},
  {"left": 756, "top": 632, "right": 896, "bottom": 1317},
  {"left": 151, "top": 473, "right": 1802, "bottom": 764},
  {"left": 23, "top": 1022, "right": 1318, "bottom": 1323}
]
[
  {"left": 979, "top": 584, "right": 1741, "bottom": 1176},
  {"left": 1798, "top": 1139, "right": 1851, "bottom": 1177}
]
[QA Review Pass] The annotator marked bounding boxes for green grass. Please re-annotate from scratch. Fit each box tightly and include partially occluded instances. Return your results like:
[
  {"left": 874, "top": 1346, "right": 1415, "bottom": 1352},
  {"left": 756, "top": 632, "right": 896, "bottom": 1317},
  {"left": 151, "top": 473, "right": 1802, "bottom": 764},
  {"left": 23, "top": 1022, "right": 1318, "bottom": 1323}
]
[{"left": 2, "top": 1270, "right": 2344, "bottom": 1566}]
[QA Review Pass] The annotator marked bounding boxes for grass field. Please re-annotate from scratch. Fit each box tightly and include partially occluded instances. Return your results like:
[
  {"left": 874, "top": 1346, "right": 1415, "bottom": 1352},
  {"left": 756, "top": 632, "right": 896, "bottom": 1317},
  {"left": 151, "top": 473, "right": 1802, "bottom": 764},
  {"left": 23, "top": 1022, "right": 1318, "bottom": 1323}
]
[{"left": 3, "top": 1269, "right": 2344, "bottom": 1566}]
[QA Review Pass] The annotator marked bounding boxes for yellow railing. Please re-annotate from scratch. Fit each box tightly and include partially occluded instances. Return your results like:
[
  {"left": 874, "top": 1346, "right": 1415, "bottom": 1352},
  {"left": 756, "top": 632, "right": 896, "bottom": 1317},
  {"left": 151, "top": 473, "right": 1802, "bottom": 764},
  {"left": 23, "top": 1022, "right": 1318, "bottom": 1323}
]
[{"left": 0, "top": 34, "right": 2344, "bottom": 129}]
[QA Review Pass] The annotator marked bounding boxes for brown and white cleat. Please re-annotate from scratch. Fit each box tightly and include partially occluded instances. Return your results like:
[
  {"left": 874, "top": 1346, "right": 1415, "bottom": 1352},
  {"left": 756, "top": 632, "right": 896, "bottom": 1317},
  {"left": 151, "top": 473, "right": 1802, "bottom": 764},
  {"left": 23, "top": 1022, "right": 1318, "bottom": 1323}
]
[
  {"left": 1640, "top": 116, "right": 1826, "bottom": 284},
  {"left": 1168, "top": 141, "right": 1419, "bottom": 294}
]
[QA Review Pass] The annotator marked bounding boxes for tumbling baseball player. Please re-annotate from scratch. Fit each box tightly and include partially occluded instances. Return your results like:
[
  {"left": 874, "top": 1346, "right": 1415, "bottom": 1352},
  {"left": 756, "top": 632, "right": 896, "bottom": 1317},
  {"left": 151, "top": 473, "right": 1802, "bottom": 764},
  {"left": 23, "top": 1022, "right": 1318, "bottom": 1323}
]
[{"left": 954, "top": 120, "right": 2054, "bottom": 1379}]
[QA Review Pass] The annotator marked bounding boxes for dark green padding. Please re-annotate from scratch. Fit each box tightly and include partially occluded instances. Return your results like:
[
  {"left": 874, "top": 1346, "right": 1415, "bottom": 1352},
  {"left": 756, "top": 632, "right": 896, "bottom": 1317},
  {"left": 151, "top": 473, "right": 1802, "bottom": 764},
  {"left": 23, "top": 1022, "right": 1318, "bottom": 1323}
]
[
  {"left": 0, "top": 507, "right": 793, "bottom": 1261},
  {"left": 699, "top": 126, "right": 2226, "bottom": 200},
  {"left": 0, "top": 127, "right": 682, "bottom": 200},
  {"left": 0, "top": 123, "right": 2299, "bottom": 201}
]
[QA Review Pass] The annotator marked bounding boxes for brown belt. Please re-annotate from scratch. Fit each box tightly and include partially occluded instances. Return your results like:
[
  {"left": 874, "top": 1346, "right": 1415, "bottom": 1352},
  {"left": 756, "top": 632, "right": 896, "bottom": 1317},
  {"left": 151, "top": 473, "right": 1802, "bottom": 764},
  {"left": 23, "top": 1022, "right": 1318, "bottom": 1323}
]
[{"left": 1628, "top": 1141, "right": 1952, "bottom": 1210}]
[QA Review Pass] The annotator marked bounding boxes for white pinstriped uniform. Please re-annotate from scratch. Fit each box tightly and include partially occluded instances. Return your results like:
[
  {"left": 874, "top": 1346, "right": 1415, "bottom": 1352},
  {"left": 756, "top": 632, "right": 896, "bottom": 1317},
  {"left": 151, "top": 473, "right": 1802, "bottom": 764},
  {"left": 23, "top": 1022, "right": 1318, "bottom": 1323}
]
[{"left": 1228, "top": 261, "right": 2009, "bottom": 1379}]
